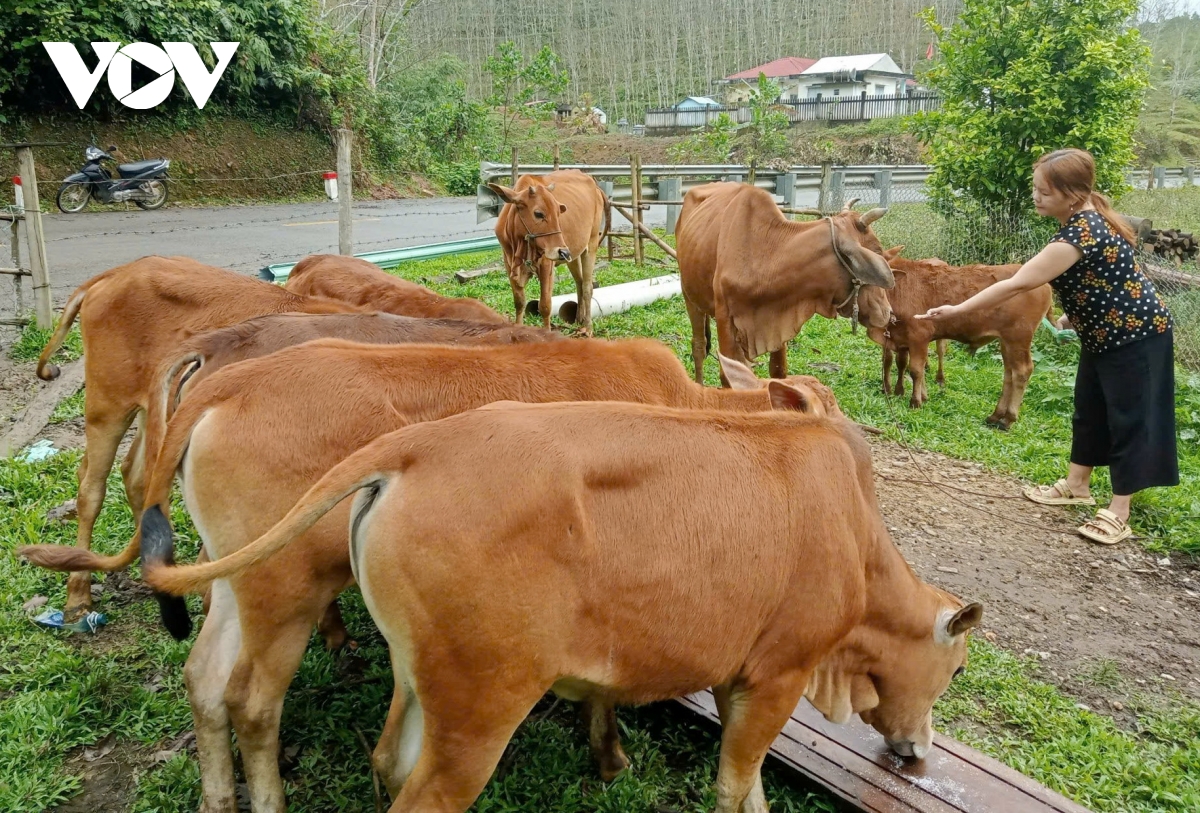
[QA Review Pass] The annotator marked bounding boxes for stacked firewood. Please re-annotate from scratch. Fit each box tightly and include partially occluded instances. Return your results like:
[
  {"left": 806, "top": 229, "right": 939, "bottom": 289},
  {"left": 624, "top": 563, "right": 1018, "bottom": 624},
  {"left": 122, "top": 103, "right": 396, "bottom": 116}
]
[{"left": 1144, "top": 228, "right": 1199, "bottom": 263}]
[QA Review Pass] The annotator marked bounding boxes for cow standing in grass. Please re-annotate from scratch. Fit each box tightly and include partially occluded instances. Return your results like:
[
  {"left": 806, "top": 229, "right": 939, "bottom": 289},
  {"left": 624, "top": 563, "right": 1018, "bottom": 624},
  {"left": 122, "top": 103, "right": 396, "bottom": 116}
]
[
  {"left": 677, "top": 182, "right": 895, "bottom": 383},
  {"left": 144, "top": 400, "right": 982, "bottom": 813},
  {"left": 868, "top": 246, "right": 1053, "bottom": 429},
  {"left": 491, "top": 170, "right": 607, "bottom": 335}
]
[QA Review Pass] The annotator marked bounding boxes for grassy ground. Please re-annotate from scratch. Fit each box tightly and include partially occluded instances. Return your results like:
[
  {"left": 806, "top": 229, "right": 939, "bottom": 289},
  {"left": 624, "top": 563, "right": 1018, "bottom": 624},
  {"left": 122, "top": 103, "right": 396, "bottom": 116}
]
[{"left": 4, "top": 242, "right": 1199, "bottom": 811}]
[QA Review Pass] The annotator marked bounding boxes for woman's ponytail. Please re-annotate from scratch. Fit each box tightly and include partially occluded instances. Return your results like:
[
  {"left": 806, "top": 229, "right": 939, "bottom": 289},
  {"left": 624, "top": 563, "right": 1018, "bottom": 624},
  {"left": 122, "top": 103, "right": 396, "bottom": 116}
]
[{"left": 1089, "top": 191, "right": 1137, "bottom": 247}]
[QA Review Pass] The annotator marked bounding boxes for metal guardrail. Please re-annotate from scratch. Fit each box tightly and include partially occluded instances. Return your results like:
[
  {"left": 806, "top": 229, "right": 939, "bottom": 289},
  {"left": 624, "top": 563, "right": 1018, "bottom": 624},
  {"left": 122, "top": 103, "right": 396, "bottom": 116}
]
[
  {"left": 476, "top": 162, "right": 1200, "bottom": 225},
  {"left": 258, "top": 236, "right": 500, "bottom": 283}
]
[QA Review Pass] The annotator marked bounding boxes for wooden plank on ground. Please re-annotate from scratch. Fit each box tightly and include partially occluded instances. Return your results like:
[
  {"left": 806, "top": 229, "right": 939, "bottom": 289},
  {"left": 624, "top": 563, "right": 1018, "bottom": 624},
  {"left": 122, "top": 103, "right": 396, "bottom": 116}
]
[{"left": 678, "top": 691, "right": 1091, "bottom": 813}]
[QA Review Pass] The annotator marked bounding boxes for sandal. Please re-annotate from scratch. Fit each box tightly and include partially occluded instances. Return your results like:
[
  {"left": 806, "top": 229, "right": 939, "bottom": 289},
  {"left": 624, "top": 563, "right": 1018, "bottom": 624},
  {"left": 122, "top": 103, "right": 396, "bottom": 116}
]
[
  {"left": 1078, "top": 509, "right": 1133, "bottom": 545},
  {"left": 1024, "top": 478, "right": 1096, "bottom": 506}
]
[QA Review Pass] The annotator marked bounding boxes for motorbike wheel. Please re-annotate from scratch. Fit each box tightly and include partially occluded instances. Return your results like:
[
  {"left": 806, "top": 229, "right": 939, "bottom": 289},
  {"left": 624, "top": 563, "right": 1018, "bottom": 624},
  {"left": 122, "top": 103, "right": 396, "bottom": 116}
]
[
  {"left": 56, "top": 182, "right": 91, "bottom": 214},
  {"left": 135, "top": 179, "right": 169, "bottom": 211}
]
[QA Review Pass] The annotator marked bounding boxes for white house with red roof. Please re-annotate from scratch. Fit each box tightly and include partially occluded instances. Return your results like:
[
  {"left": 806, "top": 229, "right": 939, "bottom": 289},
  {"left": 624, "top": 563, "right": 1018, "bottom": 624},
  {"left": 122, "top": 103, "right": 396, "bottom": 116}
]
[
  {"left": 714, "top": 56, "right": 818, "bottom": 105},
  {"left": 715, "top": 53, "right": 913, "bottom": 105}
]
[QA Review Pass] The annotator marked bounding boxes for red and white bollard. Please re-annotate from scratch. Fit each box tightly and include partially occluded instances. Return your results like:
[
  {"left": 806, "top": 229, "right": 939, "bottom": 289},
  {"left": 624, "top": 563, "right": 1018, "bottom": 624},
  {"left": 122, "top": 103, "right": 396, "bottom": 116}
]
[
  {"left": 323, "top": 171, "right": 338, "bottom": 201},
  {"left": 12, "top": 176, "right": 23, "bottom": 211}
]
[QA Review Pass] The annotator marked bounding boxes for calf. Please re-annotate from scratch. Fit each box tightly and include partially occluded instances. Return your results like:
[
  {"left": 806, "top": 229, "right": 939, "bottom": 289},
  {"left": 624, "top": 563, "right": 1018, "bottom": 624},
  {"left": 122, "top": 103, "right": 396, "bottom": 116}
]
[
  {"left": 491, "top": 169, "right": 607, "bottom": 335},
  {"left": 31, "top": 256, "right": 355, "bottom": 614},
  {"left": 285, "top": 253, "right": 507, "bottom": 324},
  {"left": 145, "top": 401, "right": 981, "bottom": 813},
  {"left": 23, "top": 338, "right": 838, "bottom": 813},
  {"left": 867, "top": 247, "right": 1053, "bottom": 429},
  {"left": 677, "top": 183, "right": 894, "bottom": 382}
]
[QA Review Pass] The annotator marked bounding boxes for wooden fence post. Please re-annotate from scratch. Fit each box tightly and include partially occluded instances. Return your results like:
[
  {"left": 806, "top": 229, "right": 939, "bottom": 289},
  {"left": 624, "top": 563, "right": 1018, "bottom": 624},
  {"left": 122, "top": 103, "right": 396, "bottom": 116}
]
[
  {"left": 15, "top": 147, "right": 51, "bottom": 328},
  {"left": 874, "top": 170, "right": 893, "bottom": 209},
  {"left": 510, "top": 147, "right": 519, "bottom": 186},
  {"left": 336, "top": 129, "right": 354, "bottom": 256},
  {"left": 631, "top": 154, "right": 644, "bottom": 265},
  {"left": 10, "top": 218, "right": 23, "bottom": 316},
  {"left": 598, "top": 180, "right": 615, "bottom": 260},
  {"left": 553, "top": 144, "right": 560, "bottom": 171},
  {"left": 859, "top": 90, "right": 867, "bottom": 121},
  {"left": 748, "top": 160, "right": 757, "bottom": 185},
  {"left": 818, "top": 162, "right": 833, "bottom": 212},
  {"left": 659, "top": 177, "right": 682, "bottom": 234}
]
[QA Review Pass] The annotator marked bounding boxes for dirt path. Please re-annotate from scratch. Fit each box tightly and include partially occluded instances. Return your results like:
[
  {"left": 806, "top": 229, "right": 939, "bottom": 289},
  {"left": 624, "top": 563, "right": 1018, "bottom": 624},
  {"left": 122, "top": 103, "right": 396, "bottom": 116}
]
[{"left": 871, "top": 439, "right": 1200, "bottom": 717}]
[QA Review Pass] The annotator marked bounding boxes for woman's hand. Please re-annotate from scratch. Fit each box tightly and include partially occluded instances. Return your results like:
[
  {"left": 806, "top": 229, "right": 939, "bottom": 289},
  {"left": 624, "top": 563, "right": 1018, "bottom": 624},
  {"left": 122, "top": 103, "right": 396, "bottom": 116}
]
[
  {"left": 916, "top": 304, "right": 960, "bottom": 321},
  {"left": 1056, "top": 314, "right": 1072, "bottom": 330}
]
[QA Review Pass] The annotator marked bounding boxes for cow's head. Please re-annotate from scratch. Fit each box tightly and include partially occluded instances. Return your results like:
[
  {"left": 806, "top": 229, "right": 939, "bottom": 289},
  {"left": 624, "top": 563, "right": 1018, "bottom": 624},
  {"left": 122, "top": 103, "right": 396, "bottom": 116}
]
[
  {"left": 827, "top": 201, "right": 894, "bottom": 290},
  {"left": 719, "top": 354, "right": 844, "bottom": 419},
  {"left": 837, "top": 284, "right": 893, "bottom": 329},
  {"left": 805, "top": 594, "right": 982, "bottom": 759},
  {"left": 489, "top": 180, "right": 573, "bottom": 265}
]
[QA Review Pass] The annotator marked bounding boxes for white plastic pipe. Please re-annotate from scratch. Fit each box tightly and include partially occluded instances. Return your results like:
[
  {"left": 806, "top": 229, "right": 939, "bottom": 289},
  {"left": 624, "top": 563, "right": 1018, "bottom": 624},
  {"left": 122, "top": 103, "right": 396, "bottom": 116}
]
[{"left": 527, "top": 273, "right": 682, "bottom": 324}]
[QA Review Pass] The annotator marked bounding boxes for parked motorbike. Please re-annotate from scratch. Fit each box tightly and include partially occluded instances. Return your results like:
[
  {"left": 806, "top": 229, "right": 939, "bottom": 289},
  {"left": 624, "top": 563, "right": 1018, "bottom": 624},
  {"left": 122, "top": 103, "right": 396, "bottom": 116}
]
[{"left": 56, "top": 145, "right": 170, "bottom": 213}]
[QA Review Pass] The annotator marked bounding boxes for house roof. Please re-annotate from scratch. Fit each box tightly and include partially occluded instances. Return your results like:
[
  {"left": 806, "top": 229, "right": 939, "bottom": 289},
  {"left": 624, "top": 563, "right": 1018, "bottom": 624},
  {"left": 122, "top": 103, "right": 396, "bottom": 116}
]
[
  {"left": 676, "top": 96, "right": 721, "bottom": 108},
  {"left": 801, "top": 53, "right": 906, "bottom": 76},
  {"left": 723, "top": 57, "right": 817, "bottom": 81}
]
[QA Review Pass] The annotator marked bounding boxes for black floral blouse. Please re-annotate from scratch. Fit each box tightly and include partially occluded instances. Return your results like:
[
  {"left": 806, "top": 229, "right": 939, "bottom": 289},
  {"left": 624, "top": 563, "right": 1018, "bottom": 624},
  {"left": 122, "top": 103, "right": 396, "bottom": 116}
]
[{"left": 1049, "top": 211, "right": 1172, "bottom": 353}]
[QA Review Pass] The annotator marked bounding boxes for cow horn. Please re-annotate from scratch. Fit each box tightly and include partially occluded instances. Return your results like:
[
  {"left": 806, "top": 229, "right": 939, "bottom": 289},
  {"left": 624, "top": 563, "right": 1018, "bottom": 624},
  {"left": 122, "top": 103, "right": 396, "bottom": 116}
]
[
  {"left": 841, "top": 197, "right": 861, "bottom": 212},
  {"left": 860, "top": 207, "right": 888, "bottom": 226}
]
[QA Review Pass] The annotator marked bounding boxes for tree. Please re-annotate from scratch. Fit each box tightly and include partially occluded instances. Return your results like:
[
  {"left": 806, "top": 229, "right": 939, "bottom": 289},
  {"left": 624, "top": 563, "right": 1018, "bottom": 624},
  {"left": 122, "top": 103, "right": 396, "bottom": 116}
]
[
  {"left": 735, "top": 72, "right": 791, "bottom": 174},
  {"left": 912, "top": 0, "right": 1150, "bottom": 217},
  {"left": 484, "top": 42, "right": 570, "bottom": 146}
]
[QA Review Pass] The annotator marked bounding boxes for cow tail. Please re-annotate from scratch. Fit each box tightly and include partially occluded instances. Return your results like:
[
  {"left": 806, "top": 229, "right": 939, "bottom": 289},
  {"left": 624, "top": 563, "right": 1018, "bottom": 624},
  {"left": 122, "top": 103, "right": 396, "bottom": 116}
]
[
  {"left": 143, "top": 434, "right": 400, "bottom": 623},
  {"left": 36, "top": 281, "right": 92, "bottom": 380}
]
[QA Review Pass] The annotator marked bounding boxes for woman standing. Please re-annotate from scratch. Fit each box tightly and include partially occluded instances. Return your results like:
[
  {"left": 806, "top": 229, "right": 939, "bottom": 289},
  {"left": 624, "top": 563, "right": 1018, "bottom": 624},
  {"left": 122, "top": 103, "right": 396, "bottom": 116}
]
[{"left": 918, "top": 148, "right": 1178, "bottom": 544}]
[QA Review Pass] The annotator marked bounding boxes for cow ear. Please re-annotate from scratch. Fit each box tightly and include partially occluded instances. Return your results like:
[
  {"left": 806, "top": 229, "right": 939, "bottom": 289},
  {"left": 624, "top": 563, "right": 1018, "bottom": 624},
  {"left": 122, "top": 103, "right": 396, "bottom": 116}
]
[
  {"left": 718, "top": 353, "right": 760, "bottom": 390},
  {"left": 942, "top": 603, "right": 983, "bottom": 639},
  {"left": 487, "top": 183, "right": 520, "bottom": 205},
  {"left": 833, "top": 222, "right": 895, "bottom": 289},
  {"left": 767, "top": 380, "right": 820, "bottom": 415},
  {"left": 883, "top": 244, "right": 905, "bottom": 261},
  {"left": 559, "top": 203, "right": 568, "bottom": 214}
]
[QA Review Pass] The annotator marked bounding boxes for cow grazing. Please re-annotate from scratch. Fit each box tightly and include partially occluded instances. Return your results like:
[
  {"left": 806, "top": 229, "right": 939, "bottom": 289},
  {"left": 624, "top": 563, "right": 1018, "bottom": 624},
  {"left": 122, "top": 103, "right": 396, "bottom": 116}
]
[
  {"left": 31, "top": 256, "right": 356, "bottom": 614},
  {"left": 144, "top": 400, "right": 982, "bottom": 812},
  {"left": 285, "top": 253, "right": 507, "bottom": 324},
  {"left": 867, "top": 246, "right": 1053, "bottom": 429},
  {"left": 677, "top": 182, "right": 895, "bottom": 383},
  {"left": 20, "top": 338, "right": 838, "bottom": 812},
  {"left": 491, "top": 169, "right": 607, "bottom": 335}
]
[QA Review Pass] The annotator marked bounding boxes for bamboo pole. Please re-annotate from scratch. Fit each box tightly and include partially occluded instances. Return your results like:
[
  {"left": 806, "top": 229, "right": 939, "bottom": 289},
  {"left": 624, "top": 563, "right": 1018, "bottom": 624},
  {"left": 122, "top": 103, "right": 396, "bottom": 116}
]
[
  {"left": 511, "top": 147, "right": 519, "bottom": 186},
  {"left": 612, "top": 205, "right": 677, "bottom": 259},
  {"left": 553, "top": 144, "right": 560, "bottom": 170},
  {"left": 15, "top": 147, "right": 51, "bottom": 328}
]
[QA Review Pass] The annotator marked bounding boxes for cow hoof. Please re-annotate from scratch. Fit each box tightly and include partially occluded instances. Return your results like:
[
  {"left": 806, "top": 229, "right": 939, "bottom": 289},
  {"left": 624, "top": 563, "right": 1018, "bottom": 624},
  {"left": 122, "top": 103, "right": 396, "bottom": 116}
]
[
  {"left": 597, "top": 749, "right": 631, "bottom": 782},
  {"left": 893, "top": 385, "right": 905, "bottom": 397},
  {"left": 908, "top": 398, "right": 925, "bottom": 409},
  {"left": 985, "top": 415, "right": 1013, "bottom": 431}
]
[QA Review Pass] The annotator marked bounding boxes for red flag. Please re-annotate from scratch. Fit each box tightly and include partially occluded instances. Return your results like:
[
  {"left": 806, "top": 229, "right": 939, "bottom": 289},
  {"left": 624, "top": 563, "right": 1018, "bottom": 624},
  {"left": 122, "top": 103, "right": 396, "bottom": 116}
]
[{"left": 926, "top": 42, "right": 935, "bottom": 60}]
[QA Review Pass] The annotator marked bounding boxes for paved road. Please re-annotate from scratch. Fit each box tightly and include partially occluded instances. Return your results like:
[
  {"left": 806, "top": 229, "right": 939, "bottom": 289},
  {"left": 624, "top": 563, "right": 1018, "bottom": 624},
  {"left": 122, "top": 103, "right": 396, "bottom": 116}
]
[
  {"left": 33, "top": 197, "right": 496, "bottom": 305},
  {"left": 28, "top": 197, "right": 670, "bottom": 307}
]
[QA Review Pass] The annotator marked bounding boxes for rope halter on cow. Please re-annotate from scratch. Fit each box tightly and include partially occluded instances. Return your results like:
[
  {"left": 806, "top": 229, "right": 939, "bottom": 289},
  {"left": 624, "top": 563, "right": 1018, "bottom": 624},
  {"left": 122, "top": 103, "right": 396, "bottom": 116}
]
[
  {"left": 514, "top": 207, "right": 563, "bottom": 273},
  {"left": 794, "top": 198, "right": 888, "bottom": 334}
]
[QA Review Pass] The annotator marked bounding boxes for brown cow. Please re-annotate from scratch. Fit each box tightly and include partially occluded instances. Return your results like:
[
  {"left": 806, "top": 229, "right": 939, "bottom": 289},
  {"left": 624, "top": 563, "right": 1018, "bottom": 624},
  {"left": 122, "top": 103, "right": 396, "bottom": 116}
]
[
  {"left": 284, "top": 254, "right": 507, "bottom": 324},
  {"left": 21, "top": 338, "right": 838, "bottom": 812},
  {"left": 677, "top": 182, "right": 895, "bottom": 383},
  {"left": 867, "top": 246, "right": 1053, "bottom": 429},
  {"left": 490, "top": 169, "right": 607, "bottom": 335},
  {"left": 22, "top": 312, "right": 561, "bottom": 582},
  {"left": 31, "top": 256, "right": 356, "bottom": 614},
  {"left": 144, "top": 401, "right": 982, "bottom": 812}
]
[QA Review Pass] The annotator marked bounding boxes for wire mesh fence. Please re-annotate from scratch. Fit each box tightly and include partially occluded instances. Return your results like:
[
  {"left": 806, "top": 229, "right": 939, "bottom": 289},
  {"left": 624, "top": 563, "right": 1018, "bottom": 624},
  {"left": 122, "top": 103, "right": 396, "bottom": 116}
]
[{"left": 858, "top": 178, "right": 1200, "bottom": 371}]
